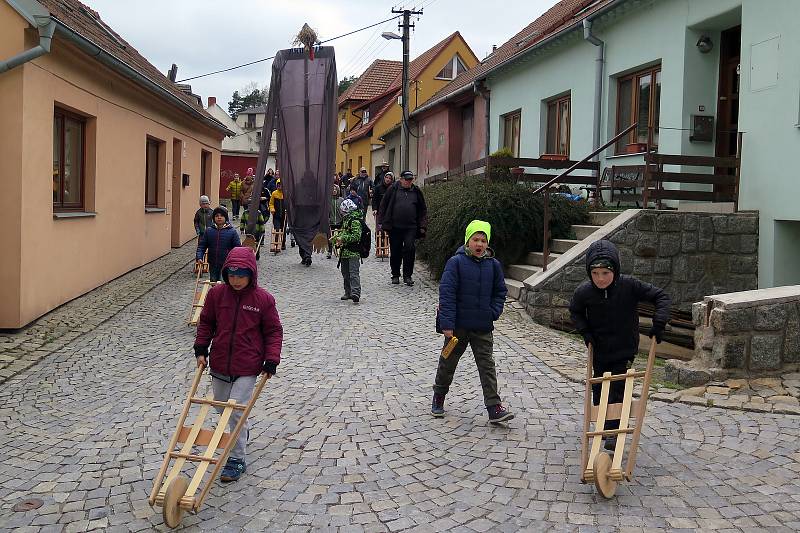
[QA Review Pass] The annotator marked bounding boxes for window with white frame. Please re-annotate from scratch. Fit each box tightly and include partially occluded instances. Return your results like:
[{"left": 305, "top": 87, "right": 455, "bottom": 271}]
[
  {"left": 362, "top": 109, "right": 370, "bottom": 125},
  {"left": 435, "top": 54, "right": 468, "bottom": 80}
]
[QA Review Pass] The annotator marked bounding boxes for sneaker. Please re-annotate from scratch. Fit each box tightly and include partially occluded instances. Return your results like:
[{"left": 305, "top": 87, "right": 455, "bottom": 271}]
[
  {"left": 487, "top": 404, "right": 514, "bottom": 424},
  {"left": 391, "top": 276, "right": 400, "bottom": 285},
  {"left": 220, "top": 457, "right": 246, "bottom": 482},
  {"left": 352, "top": 296, "right": 360, "bottom": 304},
  {"left": 340, "top": 294, "right": 352, "bottom": 300},
  {"left": 404, "top": 277, "right": 414, "bottom": 286},
  {"left": 431, "top": 393, "right": 445, "bottom": 417},
  {"left": 604, "top": 436, "right": 617, "bottom": 451},
  {"left": 327, "top": 253, "right": 332, "bottom": 259}
]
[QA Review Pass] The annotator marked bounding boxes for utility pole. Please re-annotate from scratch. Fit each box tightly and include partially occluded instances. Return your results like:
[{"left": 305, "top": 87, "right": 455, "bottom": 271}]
[{"left": 391, "top": 8, "right": 422, "bottom": 172}]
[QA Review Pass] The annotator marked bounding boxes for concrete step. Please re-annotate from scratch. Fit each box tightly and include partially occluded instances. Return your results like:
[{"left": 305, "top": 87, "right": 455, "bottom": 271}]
[
  {"left": 505, "top": 278, "right": 524, "bottom": 299},
  {"left": 525, "top": 251, "right": 561, "bottom": 267},
  {"left": 589, "top": 211, "right": 621, "bottom": 225},
  {"left": 551, "top": 239, "right": 581, "bottom": 254},
  {"left": 506, "top": 263, "right": 542, "bottom": 282},
  {"left": 572, "top": 224, "right": 603, "bottom": 240}
]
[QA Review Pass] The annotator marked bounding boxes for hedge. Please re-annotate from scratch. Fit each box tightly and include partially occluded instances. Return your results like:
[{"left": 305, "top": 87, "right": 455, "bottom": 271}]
[{"left": 418, "top": 178, "right": 590, "bottom": 280}]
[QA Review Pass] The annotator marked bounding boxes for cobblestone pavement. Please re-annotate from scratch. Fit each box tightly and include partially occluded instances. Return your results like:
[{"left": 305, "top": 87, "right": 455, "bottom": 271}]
[{"left": 1, "top": 244, "right": 800, "bottom": 532}]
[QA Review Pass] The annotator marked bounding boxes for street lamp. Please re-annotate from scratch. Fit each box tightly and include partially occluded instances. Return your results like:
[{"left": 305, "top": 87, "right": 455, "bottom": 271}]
[{"left": 381, "top": 32, "right": 400, "bottom": 40}]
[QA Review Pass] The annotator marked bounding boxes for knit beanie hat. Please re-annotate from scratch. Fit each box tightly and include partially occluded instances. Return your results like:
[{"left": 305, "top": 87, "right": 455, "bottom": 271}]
[
  {"left": 589, "top": 258, "right": 615, "bottom": 271},
  {"left": 212, "top": 206, "right": 229, "bottom": 221},
  {"left": 464, "top": 219, "right": 492, "bottom": 244}
]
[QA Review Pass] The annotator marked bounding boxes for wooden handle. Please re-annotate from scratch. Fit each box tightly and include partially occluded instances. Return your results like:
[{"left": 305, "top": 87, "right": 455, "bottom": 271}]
[{"left": 441, "top": 336, "right": 459, "bottom": 359}]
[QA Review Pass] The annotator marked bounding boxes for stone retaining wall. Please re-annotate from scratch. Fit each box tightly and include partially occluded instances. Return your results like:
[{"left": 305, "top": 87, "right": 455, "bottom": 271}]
[
  {"left": 519, "top": 209, "right": 759, "bottom": 329},
  {"left": 665, "top": 287, "right": 800, "bottom": 385}
]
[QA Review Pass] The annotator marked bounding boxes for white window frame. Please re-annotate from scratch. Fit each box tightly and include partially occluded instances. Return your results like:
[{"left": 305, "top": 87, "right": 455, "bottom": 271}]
[{"left": 435, "top": 54, "right": 468, "bottom": 81}]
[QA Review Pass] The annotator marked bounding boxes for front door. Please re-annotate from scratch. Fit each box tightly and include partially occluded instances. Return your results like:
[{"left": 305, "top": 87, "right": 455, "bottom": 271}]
[{"left": 715, "top": 25, "right": 741, "bottom": 196}]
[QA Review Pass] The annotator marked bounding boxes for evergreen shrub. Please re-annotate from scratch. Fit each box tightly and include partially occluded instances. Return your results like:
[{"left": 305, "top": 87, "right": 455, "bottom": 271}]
[{"left": 418, "top": 178, "right": 589, "bottom": 280}]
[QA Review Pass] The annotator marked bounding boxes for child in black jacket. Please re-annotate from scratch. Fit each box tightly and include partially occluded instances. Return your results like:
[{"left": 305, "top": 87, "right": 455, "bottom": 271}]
[{"left": 569, "top": 240, "right": 670, "bottom": 449}]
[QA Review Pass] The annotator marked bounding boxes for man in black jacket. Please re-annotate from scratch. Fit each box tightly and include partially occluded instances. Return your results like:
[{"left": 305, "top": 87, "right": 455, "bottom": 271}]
[
  {"left": 378, "top": 170, "right": 427, "bottom": 286},
  {"left": 569, "top": 239, "right": 670, "bottom": 449}
]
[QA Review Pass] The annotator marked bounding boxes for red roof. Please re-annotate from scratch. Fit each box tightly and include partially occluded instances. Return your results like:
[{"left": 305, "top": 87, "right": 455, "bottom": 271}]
[
  {"left": 37, "top": 0, "right": 225, "bottom": 130},
  {"left": 414, "top": 0, "right": 615, "bottom": 115},
  {"left": 338, "top": 59, "right": 402, "bottom": 106},
  {"left": 342, "top": 32, "right": 473, "bottom": 143}
]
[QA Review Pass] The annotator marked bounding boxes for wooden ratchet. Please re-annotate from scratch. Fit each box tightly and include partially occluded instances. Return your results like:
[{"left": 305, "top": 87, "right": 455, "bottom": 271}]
[{"left": 441, "top": 336, "right": 459, "bottom": 359}]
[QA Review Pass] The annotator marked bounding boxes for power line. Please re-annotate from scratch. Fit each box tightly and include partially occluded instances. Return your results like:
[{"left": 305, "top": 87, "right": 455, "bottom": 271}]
[{"left": 176, "top": 15, "right": 402, "bottom": 83}]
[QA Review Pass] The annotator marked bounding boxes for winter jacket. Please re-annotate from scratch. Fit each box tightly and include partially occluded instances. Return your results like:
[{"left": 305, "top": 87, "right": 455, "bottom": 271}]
[
  {"left": 569, "top": 240, "right": 671, "bottom": 364},
  {"left": 329, "top": 197, "right": 343, "bottom": 226},
  {"left": 379, "top": 181, "right": 428, "bottom": 235},
  {"left": 240, "top": 210, "right": 266, "bottom": 236},
  {"left": 240, "top": 177, "right": 255, "bottom": 205},
  {"left": 265, "top": 177, "right": 278, "bottom": 195},
  {"left": 194, "top": 207, "right": 214, "bottom": 236},
  {"left": 333, "top": 210, "right": 362, "bottom": 260},
  {"left": 269, "top": 189, "right": 285, "bottom": 224},
  {"left": 197, "top": 223, "right": 241, "bottom": 266},
  {"left": 372, "top": 180, "right": 392, "bottom": 213},
  {"left": 439, "top": 246, "right": 507, "bottom": 332},
  {"left": 351, "top": 175, "right": 372, "bottom": 209},
  {"left": 195, "top": 247, "right": 282, "bottom": 376},
  {"left": 226, "top": 179, "right": 243, "bottom": 199}
]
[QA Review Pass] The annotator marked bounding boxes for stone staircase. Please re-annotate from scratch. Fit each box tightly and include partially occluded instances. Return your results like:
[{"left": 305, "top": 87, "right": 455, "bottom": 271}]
[{"left": 505, "top": 211, "right": 620, "bottom": 299}]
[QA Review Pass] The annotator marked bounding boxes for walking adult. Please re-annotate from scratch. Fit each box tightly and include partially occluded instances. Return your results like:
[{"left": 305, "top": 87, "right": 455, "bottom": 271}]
[
  {"left": 240, "top": 168, "right": 255, "bottom": 213},
  {"left": 372, "top": 171, "right": 394, "bottom": 226},
  {"left": 226, "top": 173, "right": 243, "bottom": 220},
  {"left": 351, "top": 167, "right": 372, "bottom": 213},
  {"left": 376, "top": 161, "right": 390, "bottom": 185},
  {"left": 378, "top": 170, "right": 427, "bottom": 286}
]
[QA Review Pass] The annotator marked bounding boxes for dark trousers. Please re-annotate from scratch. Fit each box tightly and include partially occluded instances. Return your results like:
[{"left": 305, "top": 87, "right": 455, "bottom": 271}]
[
  {"left": 389, "top": 227, "right": 416, "bottom": 278},
  {"left": 433, "top": 329, "right": 501, "bottom": 407},
  {"left": 231, "top": 199, "right": 240, "bottom": 218},
  {"left": 209, "top": 263, "right": 222, "bottom": 282},
  {"left": 591, "top": 359, "right": 632, "bottom": 431}
]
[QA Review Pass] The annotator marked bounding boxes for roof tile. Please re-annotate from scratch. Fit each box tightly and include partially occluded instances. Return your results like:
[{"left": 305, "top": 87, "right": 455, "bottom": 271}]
[{"left": 338, "top": 59, "right": 402, "bottom": 105}]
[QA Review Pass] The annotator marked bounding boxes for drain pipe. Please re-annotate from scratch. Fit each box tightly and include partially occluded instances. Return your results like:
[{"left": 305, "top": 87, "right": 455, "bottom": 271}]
[
  {"left": 583, "top": 18, "right": 604, "bottom": 157},
  {"left": 0, "top": 16, "right": 55, "bottom": 74}
]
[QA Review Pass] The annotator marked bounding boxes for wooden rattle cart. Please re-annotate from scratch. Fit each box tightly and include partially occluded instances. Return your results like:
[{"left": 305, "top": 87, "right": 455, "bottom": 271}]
[
  {"left": 148, "top": 366, "right": 269, "bottom": 528},
  {"left": 188, "top": 256, "right": 216, "bottom": 327},
  {"left": 270, "top": 218, "right": 286, "bottom": 254},
  {"left": 580, "top": 338, "right": 657, "bottom": 498},
  {"left": 375, "top": 230, "right": 389, "bottom": 259},
  {"left": 193, "top": 251, "right": 209, "bottom": 275}
]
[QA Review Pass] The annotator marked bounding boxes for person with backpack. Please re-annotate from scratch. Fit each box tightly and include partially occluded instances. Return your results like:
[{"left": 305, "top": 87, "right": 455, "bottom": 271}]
[
  {"left": 378, "top": 170, "right": 427, "bottom": 286},
  {"left": 331, "top": 199, "right": 365, "bottom": 303}
]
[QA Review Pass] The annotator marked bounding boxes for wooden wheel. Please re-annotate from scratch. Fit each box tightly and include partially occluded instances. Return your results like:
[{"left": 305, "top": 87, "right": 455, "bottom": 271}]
[
  {"left": 593, "top": 452, "right": 617, "bottom": 498},
  {"left": 162, "top": 475, "right": 189, "bottom": 528}
]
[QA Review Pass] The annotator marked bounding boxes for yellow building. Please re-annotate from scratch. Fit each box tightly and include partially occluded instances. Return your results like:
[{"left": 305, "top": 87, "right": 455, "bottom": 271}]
[
  {"left": 337, "top": 32, "right": 478, "bottom": 176},
  {"left": 0, "top": 0, "right": 230, "bottom": 328}
]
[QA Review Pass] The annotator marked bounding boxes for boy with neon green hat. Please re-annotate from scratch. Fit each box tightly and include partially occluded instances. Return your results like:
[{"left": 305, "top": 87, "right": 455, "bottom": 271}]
[{"left": 432, "top": 220, "right": 513, "bottom": 423}]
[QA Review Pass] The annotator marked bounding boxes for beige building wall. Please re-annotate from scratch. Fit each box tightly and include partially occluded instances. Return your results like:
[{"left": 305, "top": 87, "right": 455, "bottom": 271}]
[
  {"left": 0, "top": 1, "right": 27, "bottom": 327},
  {"left": 0, "top": 9, "right": 224, "bottom": 328}
]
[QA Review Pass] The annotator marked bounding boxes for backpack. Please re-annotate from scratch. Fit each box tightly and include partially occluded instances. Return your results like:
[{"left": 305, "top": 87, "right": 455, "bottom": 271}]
[{"left": 345, "top": 217, "right": 371, "bottom": 259}]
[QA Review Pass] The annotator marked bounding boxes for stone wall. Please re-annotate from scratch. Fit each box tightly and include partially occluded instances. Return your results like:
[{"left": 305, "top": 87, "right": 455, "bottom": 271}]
[
  {"left": 666, "top": 287, "right": 800, "bottom": 384},
  {"left": 519, "top": 209, "right": 760, "bottom": 329}
]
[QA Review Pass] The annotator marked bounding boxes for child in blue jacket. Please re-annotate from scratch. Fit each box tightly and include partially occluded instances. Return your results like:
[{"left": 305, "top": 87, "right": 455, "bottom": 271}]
[
  {"left": 197, "top": 206, "right": 241, "bottom": 281},
  {"left": 431, "top": 220, "right": 513, "bottom": 424}
]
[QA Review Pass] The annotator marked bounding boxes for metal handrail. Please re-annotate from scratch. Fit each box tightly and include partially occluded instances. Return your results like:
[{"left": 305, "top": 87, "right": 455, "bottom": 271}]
[
  {"left": 539, "top": 122, "right": 638, "bottom": 272},
  {"left": 533, "top": 122, "right": 639, "bottom": 196}
]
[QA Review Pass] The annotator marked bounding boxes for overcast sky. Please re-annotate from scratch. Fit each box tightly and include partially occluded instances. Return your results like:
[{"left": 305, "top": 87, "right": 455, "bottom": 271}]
[{"left": 83, "top": 0, "right": 557, "bottom": 110}]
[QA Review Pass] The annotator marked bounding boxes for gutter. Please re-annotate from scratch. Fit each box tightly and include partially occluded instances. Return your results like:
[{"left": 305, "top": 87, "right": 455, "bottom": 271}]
[
  {"left": 54, "top": 21, "right": 232, "bottom": 136},
  {"left": 0, "top": 0, "right": 54, "bottom": 74},
  {"left": 583, "top": 18, "right": 604, "bottom": 157},
  {"left": 1, "top": 1, "right": 232, "bottom": 136}
]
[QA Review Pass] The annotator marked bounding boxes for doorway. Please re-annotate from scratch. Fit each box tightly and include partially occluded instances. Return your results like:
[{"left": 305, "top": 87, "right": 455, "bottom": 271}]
[
  {"left": 171, "top": 139, "right": 182, "bottom": 247},
  {"left": 715, "top": 25, "right": 741, "bottom": 196}
]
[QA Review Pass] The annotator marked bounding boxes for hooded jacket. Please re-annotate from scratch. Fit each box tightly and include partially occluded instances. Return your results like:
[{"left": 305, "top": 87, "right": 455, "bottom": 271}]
[
  {"left": 240, "top": 176, "right": 255, "bottom": 205},
  {"left": 439, "top": 245, "right": 507, "bottom": 332},
  {"left": 194, "top": 207, "right": 214, "bottom": 236},
  {"left": 196, "top": 210, "right": 241, "bottom": 265},
  {"left": 569, "top": 240, "right": 671, "bottom": 363},
  {"left": 334, "top": 209, "right": 363, "bottom": 260},
  {"left": 194, "top": 247, "right": 283, "bottom": 376}
]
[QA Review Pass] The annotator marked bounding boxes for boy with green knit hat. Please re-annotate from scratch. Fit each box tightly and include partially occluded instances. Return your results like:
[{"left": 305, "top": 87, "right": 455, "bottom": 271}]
[{"left": 432, "top": 220, "right": 513, "bottom": 423}]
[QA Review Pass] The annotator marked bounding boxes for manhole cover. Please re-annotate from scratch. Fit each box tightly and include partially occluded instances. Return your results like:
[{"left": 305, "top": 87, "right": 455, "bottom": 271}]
[{"left": 13, "top": 498, "right": 43, "bottom": 512}]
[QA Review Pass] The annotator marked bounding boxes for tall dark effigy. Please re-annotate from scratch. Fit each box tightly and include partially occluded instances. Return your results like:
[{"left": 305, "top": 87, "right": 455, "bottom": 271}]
[{"left": 246, "top": 44, "right": 337, "bottom": 255}]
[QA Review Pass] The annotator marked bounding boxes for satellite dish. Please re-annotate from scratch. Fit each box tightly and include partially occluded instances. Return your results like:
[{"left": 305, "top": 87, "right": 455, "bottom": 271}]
[{"left": 338, "top": 118, "right": 347, "bottom": 133}]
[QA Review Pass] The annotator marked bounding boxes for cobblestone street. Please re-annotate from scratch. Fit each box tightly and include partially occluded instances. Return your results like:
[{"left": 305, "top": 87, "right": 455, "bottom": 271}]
[{"left": 1, "top": 245, "right": 799, "bottom": 532}]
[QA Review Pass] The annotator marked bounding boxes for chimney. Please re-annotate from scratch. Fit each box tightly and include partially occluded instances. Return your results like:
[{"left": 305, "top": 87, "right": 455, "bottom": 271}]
[
  {"left": 492, "top": 45, "right": 497, "bottom": 53},
  {"left": 208, "top": 96, "right": 217, "bottom": 107}
]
